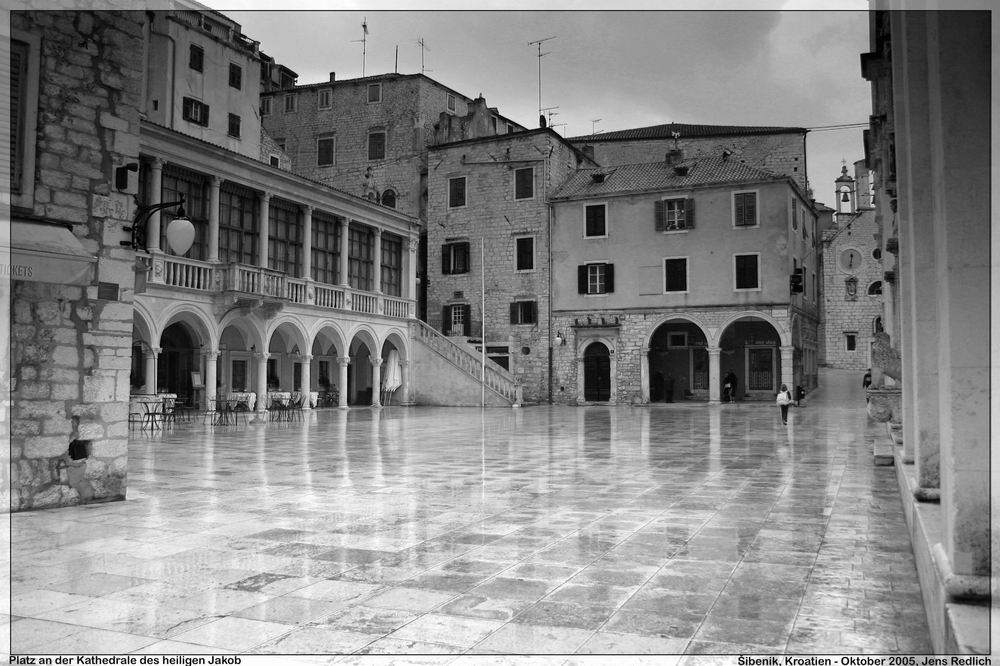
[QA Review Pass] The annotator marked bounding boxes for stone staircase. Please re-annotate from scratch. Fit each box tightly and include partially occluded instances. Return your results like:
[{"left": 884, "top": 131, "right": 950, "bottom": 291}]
[{"left": 409, "top": 320, "right": 522, "bottom": 407}]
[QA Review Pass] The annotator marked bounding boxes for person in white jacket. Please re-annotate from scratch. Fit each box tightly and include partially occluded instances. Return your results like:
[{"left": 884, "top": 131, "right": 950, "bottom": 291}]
[{"left": 776, "top": 384, "right": 792, "bottom": 425}]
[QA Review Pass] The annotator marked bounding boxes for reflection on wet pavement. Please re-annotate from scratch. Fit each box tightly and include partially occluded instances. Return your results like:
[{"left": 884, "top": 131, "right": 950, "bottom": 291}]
[{"left": 8, "top": 369, "right": 931, "bottom": 656}]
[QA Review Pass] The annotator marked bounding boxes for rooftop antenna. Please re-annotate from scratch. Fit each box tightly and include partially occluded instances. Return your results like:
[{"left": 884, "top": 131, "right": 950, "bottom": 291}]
[
  {"left": 352, "top": 17, "right": 369, "bottom": 77},
  {"left": 591, "top": 118, "right": 602, "bottom": 136},
  {"left": 528, "top": 36, "right": 556, "bottom": 125},
  {"left": 417, "top": 37, "right": 431, "bottom": 74}
]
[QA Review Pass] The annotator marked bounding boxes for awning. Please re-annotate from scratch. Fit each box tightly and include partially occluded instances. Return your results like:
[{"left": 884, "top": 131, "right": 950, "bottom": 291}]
[{"left": 1, "top": 221, "right": 97, "bottom": 285}]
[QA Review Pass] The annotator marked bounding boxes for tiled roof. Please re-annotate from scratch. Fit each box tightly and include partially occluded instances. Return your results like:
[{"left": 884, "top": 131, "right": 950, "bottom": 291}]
[
  {"left": 550, "top": 156, "right": 786, "bottom": 200},
  {"left": 568, "top": 122, "right": 807, "bottom": 142}
]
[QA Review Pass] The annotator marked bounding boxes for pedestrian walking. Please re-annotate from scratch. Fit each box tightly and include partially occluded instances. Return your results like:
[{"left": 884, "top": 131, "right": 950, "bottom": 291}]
[
  {"left": 723, "top": 370, "right": 737, "bottom": 403},
  {"left": 776, "top": 384, "right": 792, "bottom": 425},
  {"left": 862, "top": 368, "right": 872, "bottom": 403}
]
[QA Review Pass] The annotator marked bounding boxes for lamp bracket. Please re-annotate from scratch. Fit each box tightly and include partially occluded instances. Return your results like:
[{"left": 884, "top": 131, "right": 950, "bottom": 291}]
[{"left": 120, "top": 195, "right": 186, "bottom": 250}]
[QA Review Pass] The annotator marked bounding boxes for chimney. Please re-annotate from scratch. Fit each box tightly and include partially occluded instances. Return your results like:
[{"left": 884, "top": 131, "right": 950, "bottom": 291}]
[
  {"left": 329, "top": 72, "right": 336, "bottom": 82},
  {"left": 666, "top": 148, "right": 684, "bottom": 165}
]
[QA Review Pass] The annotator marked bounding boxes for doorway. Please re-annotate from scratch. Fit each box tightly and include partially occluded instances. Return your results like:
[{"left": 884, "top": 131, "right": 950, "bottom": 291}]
[{"left": 583, "top": 342, "right": 611, "bottom": 402}]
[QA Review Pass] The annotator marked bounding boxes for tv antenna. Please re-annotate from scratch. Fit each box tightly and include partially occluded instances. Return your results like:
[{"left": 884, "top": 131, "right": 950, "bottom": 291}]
[
  {"left": 352, "top": 17, "right": 369, "bottom": 76},
  {"left": 541, "top": 105, "right": 559, "bottom": 128},
  {"left": 528, "top": 36, "right": 556, "bottom": 124},
  {"left": 591, "top": 118, "right": 603, "bottom": 136},
  {"left": 417, "top": 37, "right": 431, "bottom": 74}
]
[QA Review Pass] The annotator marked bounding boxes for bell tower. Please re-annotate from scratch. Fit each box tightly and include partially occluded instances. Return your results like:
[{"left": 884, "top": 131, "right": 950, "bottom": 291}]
[{"left": 835, "top": 161, "right": 856, "bottom": 216}]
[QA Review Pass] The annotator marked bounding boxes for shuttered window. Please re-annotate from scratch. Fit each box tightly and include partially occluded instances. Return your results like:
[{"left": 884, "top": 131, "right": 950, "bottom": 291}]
[
  {"left": 655, "top": 198, "right": 694, "bottom": 231},
  {"left": 509, "top": 301, "right": 537, "bottom": 325},
  {"left": 10, "top": 40, "right": 28, "bottom": 195},
  {"left": 578, "top": 263, "right": 614, "bottom": 294},
  {"left": 734, "top": 192, "right": 758, "bottom": 227},
  {"left": 442, "top": 242, "right": 470, "bottom": 274}
]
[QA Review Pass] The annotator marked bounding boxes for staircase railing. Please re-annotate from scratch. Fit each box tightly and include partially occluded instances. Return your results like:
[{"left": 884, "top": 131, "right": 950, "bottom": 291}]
[{"left": 410, "top": 320, "right": 522, "bottom": 405}]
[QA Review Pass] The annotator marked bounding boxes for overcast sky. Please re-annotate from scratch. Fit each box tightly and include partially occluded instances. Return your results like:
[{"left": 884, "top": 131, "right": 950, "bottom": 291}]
[{"left": 223, "top": 8, "right": 872, "bottom": 207}]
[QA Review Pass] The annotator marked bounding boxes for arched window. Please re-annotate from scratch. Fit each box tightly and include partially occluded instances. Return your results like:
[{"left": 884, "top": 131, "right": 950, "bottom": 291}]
[
  {"left": 868, "top": 281, "right": 882, "bottom": 296},
  {"left": 873, "top": 316, "right": 883, "bottom": 334},
  {"left": 381, "top": 188, "right": 396, "bottom": 208}
]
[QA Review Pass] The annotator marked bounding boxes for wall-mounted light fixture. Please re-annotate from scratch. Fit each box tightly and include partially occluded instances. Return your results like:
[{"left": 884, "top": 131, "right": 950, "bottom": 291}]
[
  {"left": 121, "top": 195, "right": 194, "bottom": 255},
  {"left": 554, "top": 330, "right": 567, "bottom": 346}
]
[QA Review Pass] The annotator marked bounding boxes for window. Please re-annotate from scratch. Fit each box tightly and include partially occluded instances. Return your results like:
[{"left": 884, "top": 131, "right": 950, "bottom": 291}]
[
  {"left": 317, "top": 136, "right": 335, "bottom": 166},
  {"left": 182, "top": 97, "right": 209, "bottom": 126},
  {"left": 381, "top": 233, "right": 402, "bottom": 297},
  {"left": 446, "top": 304, "right": 471, "bottom": 336},
  {"left": 189, "top": 44, "right": 204, "bottom": 72},
  {"left": 733, "top": 191, "right": 758, "bottom": 227},
  {"left": 868, "top": 281, "right": 883, "bottom": 296},
  {"left": 656, "top": 198, "right": 694, "bottom": 231},
  {"left": 448, "top": 177, "right": 467, "bottom": 208},
  {"left": 268, "top": 200, "right": 302, "bottom": 276},
  {"left": 269, "top": 155, "right": 280, "bottom": 168},
  {"left": 845, "top": 333, "right": 858, "bottom": 351},
  {"left": 368, "top": 131, "right": 386, "bottom": 160},
  {"left": 11, "top": 33, "right": 39, "bottom": 209},
  {"left": 667, "top": 332, "right": 688, "bottom": 348},
  {"left": 442, "top": 241, "right": 470, "bottom": 274},
  {"left": 585, "top": 204, "right": 607, "bottom": 238},
  {"left": 317, "top": 88, "right": 332, "bottom": 109},
  {"left": 447, "top": 93, "right": 456, "bottom": 112},
  {"left": 510, "top": 301, "right": 537, "bottom": 325},
  {"left": 311, "top": 213, "right": 342, "bottom": 285},
  {"left": 348, "top": 224, "right": 375, "bottom": 291},
  {"left": 791, "top": 198, "right": 798, "bottom": 230},
  {"left": 491, "top": 117, "right": 498, "bottom": 134},
  {"left": 516, "top": 237, "right": 534, "bottom": 271},
  {"left": 260, "top": 97, "right": 271, "bottom": 116},
  {"left": 578, "top": 263, "right": 614, "bottom": 295},
  {"left": 160, "top": 165, "right": 208, "bottom": 260},
  {"left": 219, "top": 182, "right": 258, "bottom": 266},
  {"left": 515, "top": 167, "right": 534, "bottom": 200},
  {"left": 381, "top": 189, "right": 396, "bottom": 208},
  {"left": 227, "top": 113, "right": 241, "bottom": 138},
  {"left": 664, "top": 257, "right": 688, "bottom": 292},
  {"left": 734, "top": 254, "right": 759, "bottom": 290},
  {"left": 367, "top": 83, "right": 382, "bottom": 103},
  {"left": 284, "top": 94, "right": 297, "bottom": 113},
  {"left": 507, "top": 123, "right": 515, "bottom": 134},
  {"left": 229, "top": 63, "right": 242, "bottom": 89}
]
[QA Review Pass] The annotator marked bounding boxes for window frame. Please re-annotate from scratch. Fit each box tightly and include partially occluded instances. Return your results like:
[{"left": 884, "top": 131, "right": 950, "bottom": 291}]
[
  {"left": 368, "top": 130, "right": 386, "bottom": 161},
  {"left": 447, "top": 93, "right": 457, "bottom": 112},
  {"left": 509, "top": 300, "right": 538, "bottom": 325},
  {"left": 367, "top": 83, "right": 382, "bottom": 103},
  {"left": 317, "top": 88, "right": 332, "bottom": 109},
  {"left": 227, "top": 113, "right": 241, "bottom": 138},
  {"left": 189, "top": 44, "right": 204, "bottom": 72},
  {"left": 442, "top": 241, "right": 471, "bottom": 275},
  {"left": 260, "top": 97, "right": 271, "bottom": 116},
  {"left": 317, "top": 136, "right": 336, "bottom": 167},
  {"left": 10, "top": 31, "right": 40, "bottom": 210},
  {"left": 579, "top": 262, "right": 614, "bottom": 296},
  {"left": 448, "top": 176, "right": 467, "bottom": 209},
  {"left": 733, "top": 253, "right": 761, "bottom": 291},
  {"left": 584, "top": 203, "right": 608, "bottom": 238},
  {"left": 656, "top": 196, "right": 693, "bottom": 232},
  {"left": 284, "top": 93, "right": 297, "bottom": 113},
  {"left": 663, "top": 256, "right": 689, "bottom": 293},
  {"left": 182, "top": 97, "right": 210, "bottom": 127},
  {"left": 514, "top": 167, "right": 535, "bottom": 200},
  {"left": 732, "top": 190, "right": 760, "bottom": 228},
  {"left": 845, "top": 332, "right": 858, "bottom": 352},
  {"left": 228, "top": 63, "right": 242, "bottom": 89},
  {"left": 515, "top": 236, "right": 535, "bottom": 272}
]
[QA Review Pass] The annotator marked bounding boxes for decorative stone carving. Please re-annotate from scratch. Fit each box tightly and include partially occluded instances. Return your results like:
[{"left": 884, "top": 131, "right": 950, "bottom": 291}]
[
  {"left": 867, "top": 386, "right": 902, "bottom": 424},
  {"left": 871, "top": 330, "right": 901, "bottom": 382}
]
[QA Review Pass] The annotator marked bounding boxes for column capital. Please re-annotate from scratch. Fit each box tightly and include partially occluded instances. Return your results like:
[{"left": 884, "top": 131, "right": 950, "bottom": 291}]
[
  {"left": 372, "top": 227, "right": 383, "bottom": 237},
  {"left": 150, "top": 156, "right": 164, "bottom": 169},
  {"left": 252, "top": 351, "right": 265, "bottom": 360},
  {"left": 209, "top": 175, "right": 222, "bottom": 187},
  {"left": 399, "top": 359, "right": 409, "bottom": 368},
  {"left": 370, "top": 356, "right": 384, "bottom": 368},
  {"left": 150, "top": 346, "right": 162, "bottom": 355},
  {"left": 201, "top": 348, "right": 220, "bottom": 359},
  {"left": 260, "top": 191, "right": 272, "bottom": 202},
  {"left": 300, "top": 203, "right": 313, "bottom": 215},
  {"left": 338, "top": 356, "right": 351, "bottom": 367},
  {"left": 300, "top": 353, "right": 313, "bottom": 362},
  {"left": 707, "top": 346, "right": 722, "bottom": 355}
]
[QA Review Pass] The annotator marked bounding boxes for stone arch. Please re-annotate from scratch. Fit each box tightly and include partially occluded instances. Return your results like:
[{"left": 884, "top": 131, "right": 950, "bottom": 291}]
[
  {"left": 155, "top": 306, "right": 215, "bottom": 398},
  {"left": 310, "top": 322, "right": 347, "bottom": 359},
  {"left": 716, "top": 311, "right": 789, "bottom": 398},
  {"left": 381, "top": 328, "right": 409, "bottom": 362},
  {"left": 713, "top": 310, "right": 790, "bottom": 347},
  {"left": 642, "top": 312, "right": 712, "bottom": 350},
  {"left": 264, "top": 315, "right": 310, "bottom": 354},
  {"left": 217, "top": 311, "right": 265, "bottom": 352},
  {"left": 157, "top": 303, "right": 216, "bottom": 349},
  {"left": 645, "top": 315, "right": 712, "bottom": 403},
  {"left": 346, "top": 324, "right": 380, "bottom": 406}
]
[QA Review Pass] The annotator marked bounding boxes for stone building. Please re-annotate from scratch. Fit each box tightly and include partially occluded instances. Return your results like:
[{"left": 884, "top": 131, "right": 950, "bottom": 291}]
[
  {"left": 547, "top": 150, "right": 821, "bottom": 405},
  {"left": 861, "top": 7, "right": 989, "bottom": 653},
  {"left": 569, "top": 122, "right": 810, "bottom": 192},
  {"left": 7, "top": 11, "right": 147, "bottom": 510},
  {"left": 425, "top": 128, "right": 597, "bottom": 404},
  {"left": 820, "top": 161, "right": 884, "bottom": 370}
]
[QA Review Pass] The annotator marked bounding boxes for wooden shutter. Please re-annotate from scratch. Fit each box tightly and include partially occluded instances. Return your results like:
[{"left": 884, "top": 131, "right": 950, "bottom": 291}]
[
  {"left": 10, "top": 41, "right": 26, "bottom": 194},
  {"left": 654, "top": 200, "right": 665, "bottom": 231},
  {"left": 461, "top": 305, "right": 471, "bottom": 336},
  {"left": 746, "top": 193, "right": 756, "bottom": 225},
  {"left": 509, "top": 302, "right": 518, "bottom": 324},
  {"left": 530, "top": 301, "right": 538, "bottom": 324},
  {"left": 578, "top": 265, "right": 588, "bottom": 294},
  {"left": 605, "top": 264, "right": 615, "bottom": 293},
  {"left": 685, "top": 198, "right": 695, "bottom": 228},
  {"left": 441, "top": 244, "right": 451, "bottom": 274}
]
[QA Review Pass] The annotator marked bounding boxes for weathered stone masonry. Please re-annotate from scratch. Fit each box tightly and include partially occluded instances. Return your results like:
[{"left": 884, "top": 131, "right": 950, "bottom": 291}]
[{"left": 9, "top": 11, "right": 143, "bottom": 511}]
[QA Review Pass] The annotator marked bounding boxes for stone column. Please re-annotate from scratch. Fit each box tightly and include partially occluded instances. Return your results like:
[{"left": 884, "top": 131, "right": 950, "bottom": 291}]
[
  {"left": 337, "top": 356, "right": 350, "bottom": 408},
  {"left": 204, "top": 349, "right": 218, "bottom": 411},
  {"left": 258, "top": 192, "right": 271, "bottom": 269},
  {"left": 399, "top": 360, "right": 412, "bottom": 405},
  {"left": 254, "top": 351, "right": 268, "bottom": 421},
  {"left": 779, "top": 345, "right": 794, "bottom": 391},
  {"left": 208, "top": 176, "right": 221, "bottom": 262},
  {"left": 927, "top": 11, "right": 990, "bottom": 582},
  {"left": 371, "top": 356, "right": 383, "bottom": 407},
  {"left": 147, "top": 158, "right": 164, "bottom": 253},
  {"left": 707, "top": 346, "right": 721, "bottom": 404},
  {"left": 144, "top": 347, "right": 159, "bottom": 395},
  {"left": 339, "top": 220, "right": 350, "bottom": 286},
  {"left": 301, "top": 205, "right": 313, "bottom": 279},
  {"left": 300, "top": 354, "right": 312, "bottom": 411},
  {"left": 894, "top": 10, "right": 939, "bottom": 500},
  {"left": 638, "top": 346, "right": 650, "bottom": 404},
  {"left": 405, "top": 236, "right": 418, "bottom": 316}
]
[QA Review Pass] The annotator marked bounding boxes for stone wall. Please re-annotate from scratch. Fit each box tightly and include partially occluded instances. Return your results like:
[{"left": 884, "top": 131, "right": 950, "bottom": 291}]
[{"left": 9, "top": 10, "right": 143, "bottom": 511}]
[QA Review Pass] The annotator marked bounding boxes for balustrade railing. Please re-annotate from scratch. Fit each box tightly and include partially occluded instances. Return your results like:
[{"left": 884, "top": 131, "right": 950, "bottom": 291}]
[
  {"left": 286, "top": 278, "right": 308, "bottom": 304},
  {"left": 410, "top": 320, "right": 521, "bottom": 404},
  {"left": 226, "top": 264, "right": 286, "bottom": 298},
  {"left": 353, "top": 292, "right": 379, "bottom": 315},
  {"left": 314, "top": 283, "right": 345, "bottom": 309},
  {"left": 383, "top": 296, "right": 410, "bottom": 319},
  {"left": 158, "top": 255, "right": 215, "bottom": 291}
]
